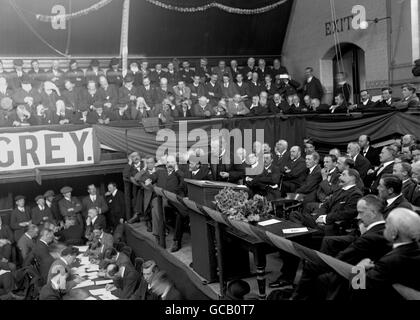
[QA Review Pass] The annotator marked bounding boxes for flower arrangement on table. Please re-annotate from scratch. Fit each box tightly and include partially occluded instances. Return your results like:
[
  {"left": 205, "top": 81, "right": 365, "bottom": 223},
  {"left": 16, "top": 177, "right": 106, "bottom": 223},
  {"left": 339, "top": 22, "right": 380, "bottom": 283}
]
[{"left": 214, "top": 188, "right": 273, "bottom": 223}]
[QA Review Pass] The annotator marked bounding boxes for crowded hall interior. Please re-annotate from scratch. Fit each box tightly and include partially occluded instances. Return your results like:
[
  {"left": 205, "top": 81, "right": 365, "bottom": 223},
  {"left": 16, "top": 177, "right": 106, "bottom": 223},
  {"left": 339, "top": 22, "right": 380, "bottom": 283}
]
[{"left": 1, "top": 0, "right": 420, "bottom": 302}]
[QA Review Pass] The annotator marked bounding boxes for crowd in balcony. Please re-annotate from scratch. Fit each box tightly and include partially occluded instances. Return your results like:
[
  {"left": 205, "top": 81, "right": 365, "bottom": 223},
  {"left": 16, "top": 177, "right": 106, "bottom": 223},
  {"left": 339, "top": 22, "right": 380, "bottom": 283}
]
[{"left": 0, "top": 57, "right": 419, "bottom": 128}]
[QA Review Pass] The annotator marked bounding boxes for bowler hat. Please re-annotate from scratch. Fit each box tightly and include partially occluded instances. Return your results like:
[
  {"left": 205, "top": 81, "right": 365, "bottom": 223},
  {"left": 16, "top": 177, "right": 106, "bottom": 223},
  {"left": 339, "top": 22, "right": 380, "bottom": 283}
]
[
  {"left": 124, "top": 74, "right": 134, "bottom": 83},
  {"left": 60, "top": 186, "right": 73, "bottom": 194},
  {"left": 90, "top": 59, "right": 100, "bottom": 67},
  {"left": 110, "top": 58, "right": 119, "bottom": 66},
  {"left": 14, "top": 195, "right": 25, "bottom": 202},
  {"left": 35, "top": 195, "right": 44, "bottom": 202}
]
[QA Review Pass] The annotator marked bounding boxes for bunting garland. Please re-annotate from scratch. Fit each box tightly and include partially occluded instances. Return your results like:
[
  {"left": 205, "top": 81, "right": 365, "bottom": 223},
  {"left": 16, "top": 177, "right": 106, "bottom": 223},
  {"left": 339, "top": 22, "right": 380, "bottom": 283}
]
[
  {"left": 35, "top": 0, "right": 113, "bottom": 22},
  {"left": 144, "top": 0, "right": 288, "bottom": 14}
]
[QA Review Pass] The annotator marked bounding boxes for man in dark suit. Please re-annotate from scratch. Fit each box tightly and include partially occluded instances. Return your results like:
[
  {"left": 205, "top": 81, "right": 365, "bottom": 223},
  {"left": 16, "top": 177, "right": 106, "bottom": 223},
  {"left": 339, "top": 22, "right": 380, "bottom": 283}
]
[
  {"left": 303, "top": 67, "right": 324, "bottom": 100},
  {"left": 31, "top": 195, "right": 54, "bottom": 226},
  {"left": 145, "top": 155, "right": 185, "bottom": 251},
  {"left": 106, "top": 263, "right": 140, "bottom": 299},
  {"left": 81, "top": 184, "right": 108, "bottom": 220},
  {"left": 347, "top": 142, "right": 371, "bottom": 182},
  {"left": 58, "top": 186, "right": 82, "bottom": 224},
  {"left": 54, "top": 216, "right": 84, "bottom": 245},
  {"left": 223, "top": 147, "right": 249, "bottom": 185},
  {"left": 377, "top": 174, "right": 413, "bottom": 218},
  {"left": 10, "top": 195, "right": 32, "bottom": 242},
  {"left": 358, "top": 135, "right": 380, "bottom": 167},
  {"left": 204, "top": 74, "right": 222, "bottom": 105},
  {"left": 17, "top": 224, "right": 39, "bottom": 260},
  {"left": 102, "top": 247, "right": 133, "bottom": 269},
  {"left": 350, "top": 208, "right": 420, "bottom": 300},
  {"left": 245, "top": 153, "right": 281, "bottom": 201},
  {"left": 368, "top": 146, "right": 396, "bottom": 194},
  {"left": 234, "top": 73, "right": 251, "bottom": 101},
  {"left": 393, "top": 162, "right": 417, "bottom": 202},
  {"left": 151, "top": 271, "right": 183, "bottom": 300},
  {"left": 291, "top": 195, "right": 391, "bottom": 300},
  {"left": 289, "top": 169, "right": 363, "bottom": 235},
  {"left": 207, "top": 137, "right": 234, "bottom": 182},
  {"left": 374, "top": 87, "right": 400, "bottom": 108},
  {"left": 316, "top": 154, "right": 341, "bottom": 203},
  {"left": 44, "top": 190, "right": 62, "bottom": 225},
  {"left": 296, "top": 153, "right": 323, "bottom": 203},
  {"left": 105, "top": 182, "right": 126, "bottom": 231},
  {"left": 85, "top": 208, "right": 107, "bottom": 234},
  {"left": 269, "top": 93, "right": 291, "bottom": 114},
  {"left": 130, "top": 260, "right": 160, "bottom": 300},
  {"left": 273, "top": 140, "right": 290, "bottom": 171},
  {"left": 355, "top": 90, "right": 376, "bottom": 111},
  {"left": 24, "top": 228, "right": 55, "bottom": 285},
  {"left": 281, "top": 146, "right": 307, "bottom": 194},
  {"left": 0, "top": 216, "right": 13, "bottom": 263}
]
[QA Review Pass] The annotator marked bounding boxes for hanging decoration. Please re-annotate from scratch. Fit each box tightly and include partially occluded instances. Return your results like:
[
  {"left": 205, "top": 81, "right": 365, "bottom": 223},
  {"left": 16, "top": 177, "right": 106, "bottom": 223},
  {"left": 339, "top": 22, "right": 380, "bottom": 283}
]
[
  {"left": 35, "top": 0, "right": 113, "bottom": 22},
  {"left": 144, "top": 0, "right": 288, "bottom": 15}
]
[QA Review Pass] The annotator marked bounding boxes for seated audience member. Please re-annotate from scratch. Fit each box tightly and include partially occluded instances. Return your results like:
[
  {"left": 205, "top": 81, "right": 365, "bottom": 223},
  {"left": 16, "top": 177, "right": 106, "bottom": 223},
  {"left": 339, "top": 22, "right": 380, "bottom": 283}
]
[
  {"left": 291, "top": 195, "right": 390, "bottom": 300},
  {"left": 310, "top": 98, "right": 330, "bottom": 113},
  {"left": 374, "top": 87, "right": 400, "bottom": 108},
  {"left": 130, "top": 97, "right": 150, "bottom": 121},
  {"left": 0, "top": 216, "right": 13, "bottom": 263},
  {"left": 368, "top": 146, "right": 397, "bottom": 194},
  {"left": 281, "top": 146, "right": 307, "bottom": 194},
  {"left": 66, "top": 59, "right": 85, "bottom": 88},
  {"left": 303, "top": 95, "right": 312, "bottom": 110},
  {"left": 196, "top": 58, "right": 211, "bottom": 83},
  {"left": 359, "top": 135, "right": 380, "bottom": 167},
  {"left": 106, "top": 58, "right": 123, "bottom": 87},
  {"left": 289, "top": 94, "right": 305, "bottom": 113},
  {"left": 62, "top": 78, "right": 80, "bottom": 113},
  {"left": 82, "top": 184, "right": 108, "bottom": 220},
  {"left": 86, "top": 105, "right": 111, "bottom": 125},
  {"left": 410, "top": 144, "right": 420, "bottom": 164},
  {"left": 101, "top": 247, "right": 133, "bottom": 269},
  {"left": 225, "top": 279, "right": 251, "bottom": 300},
  {"left": 10, "top": 195, "right": 32, "bottom": 242},
  {"left": 179, "top": 60, "right": 195, "bottom": 84},
  {"left": 271, "top": 58, "right": 289, "bottom": 77},
  {"left": 98, "top": 75, "right": 118, "bottom": 111},
  {"left": 150, "top": 271, "right": 183, "bottom": 300},
  {"left": 17, "top": 224, "right": 39, "bottom": 261},
  {"left": 12, "top": 74, "right": 42, "bottom": 110},
  {"left": 220, "top": 73, "right": 238, "bottom": 100},
  {"left": 39, "top": 266, "right": 68, "bottom": 300},
  {"left": 256, "top": 58, "right": 270, "bottom": 80},
  {"left": 47, "top": 246, "right": 82, "bottom": 291},
  {"left": 227, "top": 94, "right": 249, "bottom": 117},
  {"left": 105, "top": 182, "right": 126, "bottom": 231},
  {"left": 235, "top": 73, "right": 250, "bottom": 101},
  {"left": 150, "top": 63, "right": 167, "bottom": 85},
  {"left": 0, "top": 97, "right": 14, "bottom": 127},
  {"left": 393, "top": 83, "right": 420, "bottom": 110},
  {"left": 25, "top": 228, "right": 55, "bottom": 284},
  {"left": 58, "top": 186, "right": 82, "bottom": 223},
  {"left": 204, "top": 74, "right": 222, "bottom": 105},
  {"left": 377, "top": 174, "right": 413, "bottom": 218},
  {"left": 276, "top": 74, "right": 300, "bottom": 97},
  {"left": 86, "top": 226, "right": 114, "bottom": 259},
  {"left": 245, "top": 153, "right": 281, "bottom": 200},
  {"left": 290, "top": 169, "right": 363, "bottom": 235},
  {"left": 212, "top": 60, "right": 232, "bottom": 82},
  {"left": 8, "top": 59, "right": 25, "bottom": 90},
  {"left": 118, "top": 75, "right": 138, "bottom": 105},
  {"left": 221, "top": 147, "right": 249, "bottom": 184},
  {"left": 329, "top": 148, "right": 341, "bottom": 159},
  {"left": 0, "top": 76, "right": 14, "bottom": 102},
  {"left": 347, "top": 142, "right": 371, "bottom": 182},
  {"left": 105, "top": 263, "right": 140, "bottom": 299},
  {"left": 85, "top": 208, "right": 107, "bottom": 235},
  {"left": 269, "top": 92, "right": 290, "bottom": 114},
  {"left": 316, "top": 154, "right": 341, "bottom": 202},
  {"left": 273, "top": 140, "right": 290, "bottom": 170},
  {"left": 193, "top": 96, "right": 214, "bottom": 117},
  {"left": 351, "top": 208, "right": 420, "bottom": 300},
  {"left": 54, "top": 216, "right": 84, "bottom": 245},
  {"left": 177, "top": 98, "right": 193, "bottom": 118},
  {"left": 411, "top": 162, "right": 420, "bottom": 208},
  {"left": 111, "top": 103, "right": 131, "bottom": 121},
  {"left": 172, "top": 80, "right": 191, "bottom": 106},
  {"left": 138, "top": 77, "right": 156, "bottom": 107},
  {"left": 155, "top": 77, "right": 172, "bottom": 104},
  {"left": 354, "top": 90, "right": 375, "bottom": 111},
  {"left": 165, "top": 62, "right": 178, "bottom": 86},
  {"left": 248, "top": 95, "right": 261, "bottom": 114},
  {"left": 31, "top": 195, "right": 54, "bottom": 226},
  {"left": 130, "top": 260, "right": 160, "bottom": 300},
  {"left": 79, "top": 79, "right": 104, "bottom": 111},
  {"left": 10, "top": 105, "right": 31, "bottom": 127},
  {"left": 30, "top": 104, "right": 51, "bottom": 126},
  {"left": 249, "top": 91, "right": 270, "bottom": 115},
  {"left": 329, "top": 93, "right": 348, "bottom": 113},
  {"left": 85, "top": 59, "right": 104, "bottom": 84},
  {"left": 304, "top": 138, "right": 316, "bottom": 156},
  {"left": 51, "top": 99, "right": 73, "bottom": 125},
  {"left": 393, "top": 162, "right": 417, "bottom": 202},
  {"left": 242, "top": 57, "right": 256, "bottom": 78},
  {"left": 295, "top": 152, "right": 323, "bottom": 203},
  {"left": 189, "top": 75, "right": 205, "bottom": 104}
]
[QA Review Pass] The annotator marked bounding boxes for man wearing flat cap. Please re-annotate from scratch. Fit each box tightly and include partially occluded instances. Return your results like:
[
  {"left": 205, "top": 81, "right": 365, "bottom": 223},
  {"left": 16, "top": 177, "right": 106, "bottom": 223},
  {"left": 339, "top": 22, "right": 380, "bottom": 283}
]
[
  {"left": 44, "top": 190, "right": 63, "bottom": 224},
  {"left": 107, "top": 58, "right": 123, "bottom": 87},
  {"left": 10, "top": 195, "right": 32, "bottom": 242},
  {"left": 65, "top": 59, "right": 85, "bottom": 88},
  {"left": 31, "top": 195, "right": 55, "bottom": 226},
  {"left": 58, "top": 187, "right": 83, "bottom": 225},
  {"left": 8, "top": 59, "right": 26, "bottom": 90}
]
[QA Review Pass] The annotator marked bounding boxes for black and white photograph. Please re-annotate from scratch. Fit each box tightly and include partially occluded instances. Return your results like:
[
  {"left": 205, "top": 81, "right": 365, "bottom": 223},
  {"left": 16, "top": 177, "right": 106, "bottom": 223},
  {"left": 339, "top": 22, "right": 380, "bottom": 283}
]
[{"left": 0, "top": 0, "right": 419, "bottom": 310}]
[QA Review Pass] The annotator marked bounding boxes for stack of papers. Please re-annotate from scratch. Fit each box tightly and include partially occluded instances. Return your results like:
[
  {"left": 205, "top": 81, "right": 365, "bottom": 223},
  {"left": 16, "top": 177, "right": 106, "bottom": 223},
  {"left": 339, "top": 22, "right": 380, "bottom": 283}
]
[
  {"left": 95, "top": 279, "right": 113, "bottom": 286},
  {"left": 79, "top": 256, "right": 91, "bottom": 265},
  {"left": 98, "top": 293, "right": 118, "bottom": 300},
  {"left": 73, "top": 280, "right": 95, "bottom": 289},
  {"left": 282, "top": 227, "right": 309, "bottom": 234},
  {"left": 89, "top": 288, "right": 108, "bottom": 296},
  {"left": 86, "top": 265, "right": 99, "bottom": 272},
  {"left": 75, "top": 245, "right": 89, "bottom": 253},
  {"left": 86, "top": 272, "right": 99, "bottom": 280},
  {"left": 258, "top": 219, "right": 281, "bottom": 226}
]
